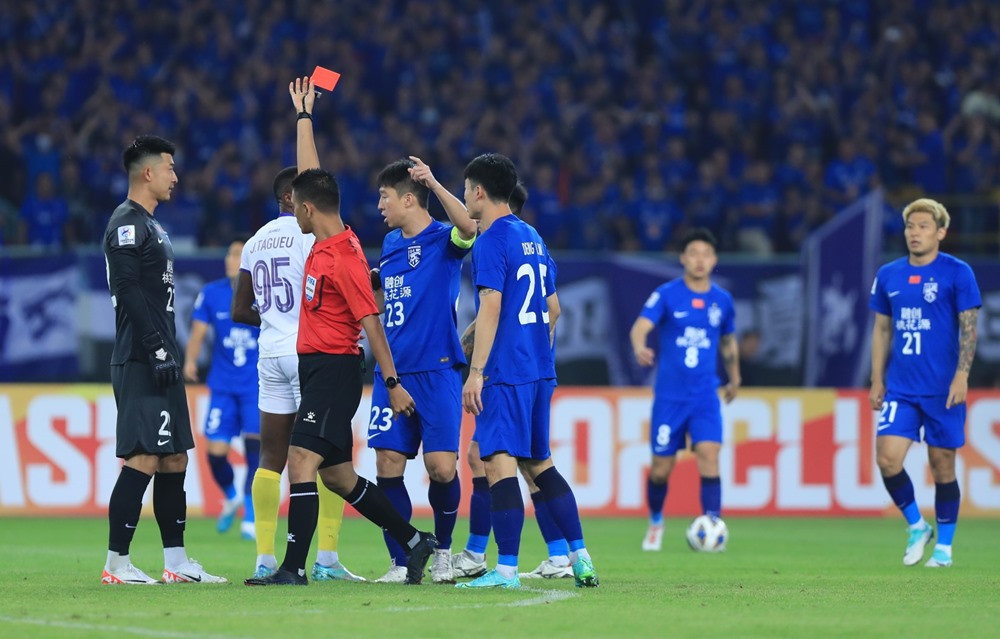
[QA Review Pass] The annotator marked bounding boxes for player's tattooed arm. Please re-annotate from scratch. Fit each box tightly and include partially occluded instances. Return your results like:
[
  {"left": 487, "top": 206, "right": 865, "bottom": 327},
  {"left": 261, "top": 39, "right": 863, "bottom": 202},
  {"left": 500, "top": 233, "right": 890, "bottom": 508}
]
[
  {"left": 460, "top": 320, "right": 476, "bottom": 361},
  {"left": 957, "top": 308, "right": 979, "bottom": 373},
  {"left": 479, "top": 288, "right": 499, "bottom": 297}
]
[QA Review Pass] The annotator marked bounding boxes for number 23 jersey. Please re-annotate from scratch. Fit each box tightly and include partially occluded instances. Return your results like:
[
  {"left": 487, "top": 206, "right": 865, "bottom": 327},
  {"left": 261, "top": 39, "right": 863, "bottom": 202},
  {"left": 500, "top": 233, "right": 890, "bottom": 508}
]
[
  {"left": 640, "top": 279, "right": 735, "bottom": 400},
  {"left": 240, "top": 215, "right": 315, "bottom": 358},
  {"left": 869, "top": 252, "right": 981, "bottom": 396}
]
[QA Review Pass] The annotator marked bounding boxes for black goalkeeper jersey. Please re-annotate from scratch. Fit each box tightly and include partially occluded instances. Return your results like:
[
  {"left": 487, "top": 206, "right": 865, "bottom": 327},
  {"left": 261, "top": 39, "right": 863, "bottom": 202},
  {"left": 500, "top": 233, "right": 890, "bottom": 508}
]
[{"left": 103, "top": 199, "right": 179, "bottom": 365}]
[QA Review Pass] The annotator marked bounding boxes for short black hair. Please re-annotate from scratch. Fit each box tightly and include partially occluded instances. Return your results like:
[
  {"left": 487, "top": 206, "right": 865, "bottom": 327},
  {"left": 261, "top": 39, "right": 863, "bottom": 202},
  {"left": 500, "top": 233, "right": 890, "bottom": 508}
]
[
  {"left": 509, "top": 182, "right": 528, "bottom": 215},
  {"left": 122, "top": 135, "right": 176, "bottom": 173},
  {"left": 680, "top": 227, "right": 718, "bottom": 252},
  {"left": 464, "top": 153, "right": 518, "bottom": 203},
  {"left": 377, "top": 159, "right": 429, "bottom": 209},
  {"left": 273, "top": 166, "right": 297, "bottom": 203},
  {"left": 291, "top": 168, "right": 340, "bottom": 213}
]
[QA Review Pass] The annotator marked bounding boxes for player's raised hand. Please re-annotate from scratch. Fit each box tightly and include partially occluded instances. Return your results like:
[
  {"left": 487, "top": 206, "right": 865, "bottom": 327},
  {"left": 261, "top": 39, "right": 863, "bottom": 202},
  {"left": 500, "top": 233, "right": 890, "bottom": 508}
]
[
  {"left": 388, "top": 385, "right": 416, "bottom": 419},
  {"left": 946, "top": 373, "right": 968, "bottom": 409},
  {"left": 407, "top": 156, "right": 439, "bottom": 189},
  {"left": 463, "top": 369, "right": 484, "bottom": 415},
  {"left": 289, "top": 76, "right": 316, "bottom": 115},
  {"left": 633, "top": 345, "right": 655, "bottom": 367},
  {"left": 869, "top": 379, "right": 885, "bottom": 411}
]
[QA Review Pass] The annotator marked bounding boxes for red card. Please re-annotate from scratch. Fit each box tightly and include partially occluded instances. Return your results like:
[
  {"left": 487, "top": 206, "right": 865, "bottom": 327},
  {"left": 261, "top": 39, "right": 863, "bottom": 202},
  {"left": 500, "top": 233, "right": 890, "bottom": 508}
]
[
  {"left": 311, "top": 66, "right": 341, "bottom": 92},
  {"left": 909, "top": 275, "right": 921, "bottom": 284},
  {"left": 692, "top": 298, "right": 705, "bottom": 309}
]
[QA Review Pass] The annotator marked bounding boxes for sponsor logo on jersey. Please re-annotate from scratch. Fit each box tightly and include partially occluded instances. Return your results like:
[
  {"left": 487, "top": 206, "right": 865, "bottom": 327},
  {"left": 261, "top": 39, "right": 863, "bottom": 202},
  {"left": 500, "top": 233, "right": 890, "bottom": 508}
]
[
  {"left": 305, "top": 275, "right": 317, "bottom": 301},
  {"left": 117, "top": 225, "right": 135, "bottom": 246},
  {"left": 923, "top": 281, "right": 938, "bottom": 303},
  {"left": 408, "top": 245, "right": 422, "bottom": 268}
]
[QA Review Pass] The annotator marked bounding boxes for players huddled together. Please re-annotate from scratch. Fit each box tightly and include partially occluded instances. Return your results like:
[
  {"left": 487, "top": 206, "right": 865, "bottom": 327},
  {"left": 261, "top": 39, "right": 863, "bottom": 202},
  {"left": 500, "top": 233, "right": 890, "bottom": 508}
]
[{"left": 100, "top": 73, "right": 979, "bottom": 588}]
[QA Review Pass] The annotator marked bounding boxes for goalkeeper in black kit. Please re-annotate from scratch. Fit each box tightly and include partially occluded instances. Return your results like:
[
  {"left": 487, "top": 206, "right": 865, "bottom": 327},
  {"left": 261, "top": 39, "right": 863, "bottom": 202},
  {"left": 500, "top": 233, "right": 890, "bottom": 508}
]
[{"left": 100, "top": 135, "right": 226, "bottom": 585}]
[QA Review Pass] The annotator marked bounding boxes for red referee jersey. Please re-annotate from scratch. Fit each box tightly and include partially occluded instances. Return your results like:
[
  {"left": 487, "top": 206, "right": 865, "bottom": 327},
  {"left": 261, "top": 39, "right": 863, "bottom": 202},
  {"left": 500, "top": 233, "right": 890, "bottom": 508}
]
[{"left": 297, "top": 226, "right": 378, "bottom": 355}]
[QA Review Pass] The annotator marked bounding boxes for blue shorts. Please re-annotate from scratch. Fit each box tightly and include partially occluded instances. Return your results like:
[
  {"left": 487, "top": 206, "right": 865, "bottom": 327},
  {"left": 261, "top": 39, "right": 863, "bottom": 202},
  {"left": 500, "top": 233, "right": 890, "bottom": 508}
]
[
  {"left": 650, "top": 394, "right": 722, "bottom": 457},
  {"left": 476, "top": 380, "right": 554, "bottom": 461},
  {"left": 877, "top": 392, "right": 966, "bottom": 448},
  {"left": 367, "top": 368, "right": 462, "bottom": 458},
  {"left": 204, "top": 389, "right": 260, "bottom": 442}
]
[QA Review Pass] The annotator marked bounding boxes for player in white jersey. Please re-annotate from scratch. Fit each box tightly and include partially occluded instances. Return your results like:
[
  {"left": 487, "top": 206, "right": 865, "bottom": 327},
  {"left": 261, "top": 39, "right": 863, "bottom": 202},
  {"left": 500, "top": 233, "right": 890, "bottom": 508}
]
[{"left": 232, "top": 167, "right": 362, "bottom": 582}]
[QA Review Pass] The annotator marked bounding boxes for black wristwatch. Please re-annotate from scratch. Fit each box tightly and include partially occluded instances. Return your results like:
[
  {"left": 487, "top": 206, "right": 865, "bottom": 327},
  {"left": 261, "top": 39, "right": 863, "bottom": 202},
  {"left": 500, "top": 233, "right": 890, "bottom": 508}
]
[{"left": 384, "top": 376, "right": 399, "bottom": 390}]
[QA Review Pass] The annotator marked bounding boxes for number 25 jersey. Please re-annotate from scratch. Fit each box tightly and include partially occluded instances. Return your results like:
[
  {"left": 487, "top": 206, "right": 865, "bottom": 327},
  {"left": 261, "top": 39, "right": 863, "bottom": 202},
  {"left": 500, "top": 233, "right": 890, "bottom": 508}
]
[
  {"left": 869, "top": 252, "right": 981, "bottom": 396},
  {"left": 240, "top": 215, "right": 315, "bottom": 358}
]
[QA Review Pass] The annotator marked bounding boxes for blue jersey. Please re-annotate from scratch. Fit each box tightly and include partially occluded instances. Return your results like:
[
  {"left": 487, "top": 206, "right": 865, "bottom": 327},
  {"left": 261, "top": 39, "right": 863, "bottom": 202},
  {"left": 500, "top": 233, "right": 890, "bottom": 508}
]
[
  {"left": 869, "top": 252, "right": 981, "bottom": 397},
  {"left": 639, "top": 279, "right": 735, "bottom": 400},
  {"left": 192, "top": 278, "right": 260, "bottom": 393},
  {"left": 376, "top": 221, "right": 469, "bottom": 375},
  {"left": 472, "top": 215, "right": 556, "bottom": 386}
]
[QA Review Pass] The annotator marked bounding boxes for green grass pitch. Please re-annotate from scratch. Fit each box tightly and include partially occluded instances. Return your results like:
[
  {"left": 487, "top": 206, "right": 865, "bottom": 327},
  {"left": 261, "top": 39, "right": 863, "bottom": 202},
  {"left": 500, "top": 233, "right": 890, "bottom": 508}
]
[{"left": 1, "top": 516, "right": 997, "bottom": 638}]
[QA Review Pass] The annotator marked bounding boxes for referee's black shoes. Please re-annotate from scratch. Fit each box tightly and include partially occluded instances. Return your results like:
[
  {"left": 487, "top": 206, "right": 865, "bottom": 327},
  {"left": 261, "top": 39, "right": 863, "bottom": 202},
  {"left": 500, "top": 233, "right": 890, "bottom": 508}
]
[
  {"left": 404, "top": 532, "right": 438, "bottom": 585},
  {"left": 244, "top": 567, "right": 308, "bottom": 586}
]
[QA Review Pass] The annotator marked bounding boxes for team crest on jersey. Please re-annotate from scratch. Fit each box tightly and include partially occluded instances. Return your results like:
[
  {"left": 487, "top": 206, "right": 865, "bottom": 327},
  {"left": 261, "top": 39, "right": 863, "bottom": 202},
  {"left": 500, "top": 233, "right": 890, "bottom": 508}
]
[
  {"left": 407, "top": 245, "right": 421, "bottom": 268},
  {"left": 923, "top": 281, "right": 938, "bottom": 303},
  {"left": 117, "top": 225, "right": 135, "bottom": 246},
  {"left": 305, "top": 275, "right": 317, "bottom": 301},
  {"left": 708, "top": 304, "right": 722, "bottom": 327}
]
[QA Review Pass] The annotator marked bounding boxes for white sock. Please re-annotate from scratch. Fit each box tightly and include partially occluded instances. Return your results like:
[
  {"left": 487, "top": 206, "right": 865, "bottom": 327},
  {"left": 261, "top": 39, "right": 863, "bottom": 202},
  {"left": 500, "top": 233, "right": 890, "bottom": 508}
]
[
  {"left": 163, "top": 546, "right": 188, "bottom": 570},
  {"left": 257, "top": 554, "right": 278, "bottom": 569},
  {"left": 569, "top": 548, "right": 591, "bottom": 564},
  {"left": 496, "top": 564, "right": 517, "bottom": 579},
  {"left": 106, "top": 551, "right": 129, "bottom": 572},
  {"left": 316, "top": 550, "right": 339, "bottom": 566},
  {"left": 467, "top": 550, "right": 486, "bottom": 563},
  {"left": 934, "top": 544, "right": 952, "bottom": 556},
  {"left": 549, "top": 555, "right": 570, "bottom": 567},
  {"left": 909, "top": 519, "right": 928, "bottom": 531}
]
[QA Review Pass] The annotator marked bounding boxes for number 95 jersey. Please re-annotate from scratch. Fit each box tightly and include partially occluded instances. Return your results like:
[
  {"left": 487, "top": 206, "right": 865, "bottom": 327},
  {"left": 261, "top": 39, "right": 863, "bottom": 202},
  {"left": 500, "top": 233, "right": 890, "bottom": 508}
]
[
  {"left": 240, "top": 215, "right": 315, "bottom": 358},
  {"left": 869, "top": 253, "right": 981, "bottom": 397}
]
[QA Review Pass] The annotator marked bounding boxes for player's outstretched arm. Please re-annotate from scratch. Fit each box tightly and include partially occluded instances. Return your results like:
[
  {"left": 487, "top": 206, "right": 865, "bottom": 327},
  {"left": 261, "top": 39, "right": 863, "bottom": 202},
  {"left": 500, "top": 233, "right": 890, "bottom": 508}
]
[
  {"left": 869, "top": 312, "right": 891, "bottom": 410},
  {"left": 231, "top": 270, "right": 261, "bottom": 327},
  {"left": 629, "top": 317, "right": 656, "bottom": 367},
  {"left": 720, "top": 332, "right": 741, "bottom": 403},
  {"left": 408, "top": 156, "right": 477, "bottom": 240},
  {"left": 289, "top": 76, "right": 320, "bottom": 172},
  {"left": 463, "top": 288, "right": 501, "bottom": 415},
  {"left": 360, "top": 314, "right": 415, "bottom": 417},
  {"left": 183, "top": 319, "right": 208, "bottom": 383},
  {"left": 947, "top": 307, "right": 979, "bottom": 409}
]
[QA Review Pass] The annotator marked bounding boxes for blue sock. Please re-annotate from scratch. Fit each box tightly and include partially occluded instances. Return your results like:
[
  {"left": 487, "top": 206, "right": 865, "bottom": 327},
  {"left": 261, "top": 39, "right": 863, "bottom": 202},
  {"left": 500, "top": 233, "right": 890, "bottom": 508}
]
[
  {"left": 647, "top": 478, "right": 668, "bottom": 525},
  {"left": 490, "top": 477, "right": 523, "bottom": 567},
  {"left": 882, "top": 469, "right": 921, "bottom": 526},
  {"left": 376, "top": 476, "right": 411, "bottom": 566},
  {"left": 243, "top": 438, "right": 260, "bottom": 523},
  {"left": 935, "top": 480, "right": 960, "bottom": 546},
  {"left": 207, "top": 453, "right": 236, "bottom": 500},
  {"left": 530, "top": 491, "right": 570, "bottom": 558},
  {"left": 701, "top": 476, "right": 721, "bottom": 518},
  {"left": 428, "top": 474, "right": 461, "bottom": 550},
  {"left": 533, "top": 467, "right": 585, "bottom": 552},
  {"left": 466, "top": 476, "right": 491, "bottom": 554}
]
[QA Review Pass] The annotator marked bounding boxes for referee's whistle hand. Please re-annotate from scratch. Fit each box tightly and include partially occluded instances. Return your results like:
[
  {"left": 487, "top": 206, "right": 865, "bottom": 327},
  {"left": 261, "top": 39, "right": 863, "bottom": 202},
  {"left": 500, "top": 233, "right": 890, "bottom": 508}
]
[{"left": 389, "top": 386, "right": 415, "bottom": 418}]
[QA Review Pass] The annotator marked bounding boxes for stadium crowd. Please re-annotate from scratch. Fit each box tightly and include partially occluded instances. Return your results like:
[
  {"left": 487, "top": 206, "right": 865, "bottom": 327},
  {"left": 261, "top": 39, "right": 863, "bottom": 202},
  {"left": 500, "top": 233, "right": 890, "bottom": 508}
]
[{"left": 0, "top": 0, "right": 998, "bottom": 253}]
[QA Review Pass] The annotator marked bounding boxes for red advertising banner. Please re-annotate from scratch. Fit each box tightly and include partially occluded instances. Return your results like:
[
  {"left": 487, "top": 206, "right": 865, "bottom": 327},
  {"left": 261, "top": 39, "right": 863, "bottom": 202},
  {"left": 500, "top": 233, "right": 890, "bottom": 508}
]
[{"left": 1, "top": 385, "right": 998, "bottom": 517}]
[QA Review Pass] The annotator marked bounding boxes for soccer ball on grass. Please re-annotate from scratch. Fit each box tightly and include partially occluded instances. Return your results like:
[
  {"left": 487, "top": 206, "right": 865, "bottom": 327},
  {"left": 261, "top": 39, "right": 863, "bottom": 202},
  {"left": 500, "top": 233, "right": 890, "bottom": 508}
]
[{"left": 685, "top": 515, "right": 728, "bottom": 552}]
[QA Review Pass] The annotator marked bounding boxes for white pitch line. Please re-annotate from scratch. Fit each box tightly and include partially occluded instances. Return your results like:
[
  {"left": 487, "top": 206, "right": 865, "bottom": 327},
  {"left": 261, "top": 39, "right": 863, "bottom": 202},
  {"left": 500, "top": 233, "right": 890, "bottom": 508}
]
[
  {"left": 384, "top": 587, "right": 580, "bottom": 612},
  {"left": 0, "top": 615, "right": 243, "bottom": 639}
]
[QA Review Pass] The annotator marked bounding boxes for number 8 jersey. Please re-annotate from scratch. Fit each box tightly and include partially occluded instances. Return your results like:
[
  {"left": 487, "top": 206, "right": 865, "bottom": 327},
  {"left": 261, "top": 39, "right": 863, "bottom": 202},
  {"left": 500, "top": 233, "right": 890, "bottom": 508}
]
[
  {"left": 240, "top": 214, "right": 315, "bottom": 358},
  {"left": 869, "top": 252, "right": 981, "bottom": 396},
  {"left": 472, "top": 215, "right": 556, "bottom": 386}
]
